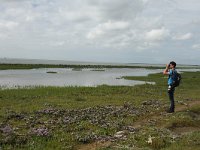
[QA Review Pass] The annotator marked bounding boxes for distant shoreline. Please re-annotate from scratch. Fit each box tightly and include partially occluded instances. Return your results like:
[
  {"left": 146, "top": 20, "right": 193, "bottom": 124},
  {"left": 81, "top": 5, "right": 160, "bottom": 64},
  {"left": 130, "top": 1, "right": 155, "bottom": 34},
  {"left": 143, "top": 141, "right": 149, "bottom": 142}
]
[
  {"left": 0, "top": 58, "right": 199, "bottom": 70},
  {"left": 0, "top": 63, "right": 164, "bottom": 70},
  {"left": 1, "top": 63, "right": 199, "bottom": 70},
  {"left": 0, "top": 64, "right": 200, "bottom": 70}
]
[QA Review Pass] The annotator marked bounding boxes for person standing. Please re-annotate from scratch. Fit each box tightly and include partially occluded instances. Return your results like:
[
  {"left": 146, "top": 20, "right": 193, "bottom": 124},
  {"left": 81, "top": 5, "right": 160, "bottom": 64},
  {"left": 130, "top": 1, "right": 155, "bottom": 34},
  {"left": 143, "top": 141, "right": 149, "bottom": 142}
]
[{"left": 163, "top": 61, "right": 177, "bottom": 113}]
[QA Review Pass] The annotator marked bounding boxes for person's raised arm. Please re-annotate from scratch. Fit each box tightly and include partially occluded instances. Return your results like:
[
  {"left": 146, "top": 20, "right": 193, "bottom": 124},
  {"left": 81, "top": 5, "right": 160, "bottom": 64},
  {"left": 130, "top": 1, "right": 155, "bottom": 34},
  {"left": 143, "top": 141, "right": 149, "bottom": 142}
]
[{"left": 163, "top": 64, "right": 169, "bottom": 75}]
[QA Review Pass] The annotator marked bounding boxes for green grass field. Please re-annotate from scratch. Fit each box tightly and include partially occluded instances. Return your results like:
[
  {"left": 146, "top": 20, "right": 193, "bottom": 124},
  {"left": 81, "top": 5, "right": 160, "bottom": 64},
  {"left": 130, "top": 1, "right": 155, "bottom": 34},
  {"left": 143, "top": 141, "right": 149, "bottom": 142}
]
[{"left": 0, "top": 71, "right": 200, "bottom": 149}]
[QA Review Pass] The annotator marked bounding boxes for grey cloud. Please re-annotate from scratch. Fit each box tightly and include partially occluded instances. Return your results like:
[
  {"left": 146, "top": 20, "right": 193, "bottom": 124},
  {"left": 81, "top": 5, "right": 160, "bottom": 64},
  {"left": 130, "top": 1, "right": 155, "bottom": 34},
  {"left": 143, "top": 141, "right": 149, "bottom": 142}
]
[{"left": 88, "top": 0, "right": 144, "bottom": 21}]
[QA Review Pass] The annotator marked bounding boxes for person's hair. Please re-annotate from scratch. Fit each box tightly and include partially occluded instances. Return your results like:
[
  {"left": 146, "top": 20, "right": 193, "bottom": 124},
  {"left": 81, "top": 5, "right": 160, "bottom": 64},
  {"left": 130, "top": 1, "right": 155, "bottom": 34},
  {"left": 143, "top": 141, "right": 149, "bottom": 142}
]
[{"left": 170, "top": 61, "right": 176, "bottom": 68}]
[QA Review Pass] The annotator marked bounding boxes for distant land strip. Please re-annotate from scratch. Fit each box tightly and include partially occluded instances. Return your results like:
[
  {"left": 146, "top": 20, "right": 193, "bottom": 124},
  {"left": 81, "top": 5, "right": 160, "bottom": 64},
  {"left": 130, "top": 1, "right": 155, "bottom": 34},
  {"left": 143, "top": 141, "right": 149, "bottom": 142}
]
[{"left": 0, "top": 63, "right": 199, "bottom": 70}]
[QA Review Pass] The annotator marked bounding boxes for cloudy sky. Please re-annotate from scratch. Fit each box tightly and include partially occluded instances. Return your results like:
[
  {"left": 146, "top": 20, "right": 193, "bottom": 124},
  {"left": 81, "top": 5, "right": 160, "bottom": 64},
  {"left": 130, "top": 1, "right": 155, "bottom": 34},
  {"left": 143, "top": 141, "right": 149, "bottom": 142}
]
[{"left": 0, "top": 0, "right": 200, "bottom": 64}]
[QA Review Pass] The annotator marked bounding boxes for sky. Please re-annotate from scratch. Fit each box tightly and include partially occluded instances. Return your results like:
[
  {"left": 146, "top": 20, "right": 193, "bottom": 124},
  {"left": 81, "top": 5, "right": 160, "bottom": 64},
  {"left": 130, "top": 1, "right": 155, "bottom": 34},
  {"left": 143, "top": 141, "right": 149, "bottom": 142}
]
[{"left": 0, "top": 0, "right": 200, "bottom": 65}]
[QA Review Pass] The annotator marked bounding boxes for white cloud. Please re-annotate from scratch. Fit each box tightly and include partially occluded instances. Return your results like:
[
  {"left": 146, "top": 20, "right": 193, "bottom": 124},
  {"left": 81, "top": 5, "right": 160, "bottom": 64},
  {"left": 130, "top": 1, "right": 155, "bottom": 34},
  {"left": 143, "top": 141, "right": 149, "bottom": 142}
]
[
  {"left": 100, "top": 21, "right": 130, "bottom": 30},
  {"left": 50, "top": 41, "right": 65, "bottom": 47},
  {"left": 172, "top": 33, "right": 193, "bottom": 40},
  {"left": 145, "top": 27, "right": 170, "bottom": 41},
  {"left": 192, "top": 44, "right": 200, "bottom": 49},
  {"left": 86, "top": 21, "right": 130, "bottom": 39},
  {"left": 0, "top": 20, "right": 19, "bottom": 30},
  {"left": 86, "top": 29, "right": 104, "bottom": 40}
]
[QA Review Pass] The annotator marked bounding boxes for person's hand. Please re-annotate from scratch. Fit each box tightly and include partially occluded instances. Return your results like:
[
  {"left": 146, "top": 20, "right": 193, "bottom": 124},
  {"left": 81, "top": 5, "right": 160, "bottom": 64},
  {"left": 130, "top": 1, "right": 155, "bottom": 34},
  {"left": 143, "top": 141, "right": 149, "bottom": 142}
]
[{"left": 163, "top": 64, "right": 169, "bottom": 74}]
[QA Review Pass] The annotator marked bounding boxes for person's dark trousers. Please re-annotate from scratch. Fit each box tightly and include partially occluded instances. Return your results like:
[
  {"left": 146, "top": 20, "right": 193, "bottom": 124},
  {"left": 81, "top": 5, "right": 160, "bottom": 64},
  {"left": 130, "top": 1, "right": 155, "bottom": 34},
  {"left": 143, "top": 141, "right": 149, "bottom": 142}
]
[{"left": 168, "top": 87, "right": 175, "bottom": 112}]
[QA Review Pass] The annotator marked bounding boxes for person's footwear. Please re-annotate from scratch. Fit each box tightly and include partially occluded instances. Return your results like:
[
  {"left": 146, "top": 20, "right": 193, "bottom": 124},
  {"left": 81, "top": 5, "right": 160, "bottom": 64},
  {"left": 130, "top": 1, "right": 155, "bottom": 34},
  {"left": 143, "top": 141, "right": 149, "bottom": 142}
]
[{"left": 166, "top": 109, "right": 174, "bottom": 113}]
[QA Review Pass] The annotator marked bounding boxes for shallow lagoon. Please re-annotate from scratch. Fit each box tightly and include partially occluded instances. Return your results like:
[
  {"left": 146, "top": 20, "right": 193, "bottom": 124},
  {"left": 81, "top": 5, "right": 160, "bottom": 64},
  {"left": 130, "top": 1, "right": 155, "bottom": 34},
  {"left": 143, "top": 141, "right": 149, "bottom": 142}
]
[
  {"left": 0, "top": 68, "right": 160, "bottom": 88},
  {"left": 0, "top": 68, "right": 199, "bottom": 88}
]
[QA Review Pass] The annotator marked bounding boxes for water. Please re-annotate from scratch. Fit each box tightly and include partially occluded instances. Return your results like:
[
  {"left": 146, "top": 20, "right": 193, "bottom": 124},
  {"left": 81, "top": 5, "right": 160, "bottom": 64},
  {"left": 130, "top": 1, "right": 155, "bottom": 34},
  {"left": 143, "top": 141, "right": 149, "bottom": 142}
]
[
  {"left": 0, "top": 68, "right": 161, "bottom": 88},
  {"left": 0, "top": 58, "right": 199, "bottom": 88}
]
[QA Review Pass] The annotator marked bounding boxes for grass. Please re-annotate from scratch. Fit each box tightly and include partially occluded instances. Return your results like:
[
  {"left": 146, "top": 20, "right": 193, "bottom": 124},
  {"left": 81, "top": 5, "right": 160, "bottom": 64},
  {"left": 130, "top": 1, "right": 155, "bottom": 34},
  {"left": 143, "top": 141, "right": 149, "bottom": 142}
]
[
  {"left": 0, "top": 83, "right": 164, "bottom": 115},
  {"left": 0, "top": 71, "right": 200, "bottom": 149}
]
